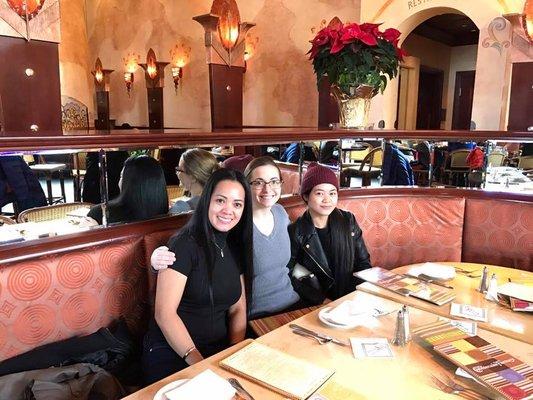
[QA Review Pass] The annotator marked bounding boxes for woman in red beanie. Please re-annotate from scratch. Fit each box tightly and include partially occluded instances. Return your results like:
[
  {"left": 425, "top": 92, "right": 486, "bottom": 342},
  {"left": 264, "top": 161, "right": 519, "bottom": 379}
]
[{"left": 288, "top": 163, "right": 371, "bottom": 304}]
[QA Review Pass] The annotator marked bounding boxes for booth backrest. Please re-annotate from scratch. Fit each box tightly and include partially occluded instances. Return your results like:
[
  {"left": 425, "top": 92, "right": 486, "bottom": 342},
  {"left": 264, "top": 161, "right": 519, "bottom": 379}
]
[
  {"left": 0, "top": 236, "right": 147, "bottom": 362},
  {"left": 462, "top": 198, "right": 532, "bottom": 270}
]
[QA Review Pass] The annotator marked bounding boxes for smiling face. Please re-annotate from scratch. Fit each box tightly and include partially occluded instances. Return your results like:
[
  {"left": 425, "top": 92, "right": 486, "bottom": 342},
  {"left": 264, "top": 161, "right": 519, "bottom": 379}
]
[
  {"left": 305, "top": 183, "right": 338, "bottom": 218},
  {"left": 208, "top": 179, "right": 245, "bottom": 232},
  {"left": 248, "top": 165, "right": 282, "bottom": 209}
]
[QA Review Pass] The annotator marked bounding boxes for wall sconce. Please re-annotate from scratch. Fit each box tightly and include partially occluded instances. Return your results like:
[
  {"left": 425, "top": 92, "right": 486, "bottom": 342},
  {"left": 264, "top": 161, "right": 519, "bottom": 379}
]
[
  {"left": 193, "top": 0, "right": 255, "bottom": 67},
  {"left": 243, "top": 33, "right": 259, "bottom": 72},
  {"left": 139, "top": 48, "right": 169, "bottom": 88},
  {"left": 7, "top": 0, "right": 44, "bottom": 21},
  {"left": 91, "top": 58, "right": 113, "bottom": 92},
  {"left": 122, "top": 52, "right": 140, "bottom": 96},
  {"left": 169, "top": 42, "right": 191, "bottom": 92}
]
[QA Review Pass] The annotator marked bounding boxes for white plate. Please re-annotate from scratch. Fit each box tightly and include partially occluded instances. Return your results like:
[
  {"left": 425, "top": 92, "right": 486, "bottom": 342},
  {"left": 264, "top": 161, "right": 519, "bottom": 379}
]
[
  {"left": 318, "top": 307, "right": 367, "bottom": 329},
  {"left": 153, "top": 379, "right": 189, "bottom": 400}
]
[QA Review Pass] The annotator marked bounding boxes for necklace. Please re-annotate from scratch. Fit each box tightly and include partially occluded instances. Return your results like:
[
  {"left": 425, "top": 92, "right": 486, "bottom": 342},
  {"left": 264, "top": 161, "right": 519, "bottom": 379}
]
[{"left": 213, "top": 240, "right": 226, "bottom": 258}]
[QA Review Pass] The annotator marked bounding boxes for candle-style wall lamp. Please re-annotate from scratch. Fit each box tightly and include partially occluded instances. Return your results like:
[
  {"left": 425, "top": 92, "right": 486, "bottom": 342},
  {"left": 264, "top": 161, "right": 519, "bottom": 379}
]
[
  {"left": 193, "top": 0, "right": 255, "bottom": 130},
  {"left": 243, "top": 33, "right": 259, "bottom": 72},
  {"left": 122, "top": 53, "right": 140, "bottom": 96},
  {"left": 169, "top": 42, "right": 191, "bottom": 92},
  {"left": 139, "top": 48, "right": 169, "bottom": 129},
  {"left": 193, "top": 0, "right": 255, "bottom": 67},
  {"left": 91, "top": 58, "right": 114, "bottom": 130}
]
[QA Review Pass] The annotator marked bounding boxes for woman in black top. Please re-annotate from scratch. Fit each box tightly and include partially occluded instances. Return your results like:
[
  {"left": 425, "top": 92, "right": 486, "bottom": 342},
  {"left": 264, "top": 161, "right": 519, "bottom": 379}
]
[
  {"left": 288, "top": 163, "right": 371, "bottom": 304},
  {"left": 87, "top": 155, "right": 168, "bottom": 225},
  {"left": 142, "top": 168, "right": 253, "bottom": 384}
]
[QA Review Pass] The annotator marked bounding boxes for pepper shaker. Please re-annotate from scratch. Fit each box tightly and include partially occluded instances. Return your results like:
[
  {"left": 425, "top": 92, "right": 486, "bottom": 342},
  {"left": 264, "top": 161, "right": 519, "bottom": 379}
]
[{"left": 478, "top": 266, "right": 489, "bottom": 293}]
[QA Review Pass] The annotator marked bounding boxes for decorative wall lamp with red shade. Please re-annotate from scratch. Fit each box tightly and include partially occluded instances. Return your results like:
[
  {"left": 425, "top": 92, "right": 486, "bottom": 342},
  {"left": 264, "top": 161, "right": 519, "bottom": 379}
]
[
  {"left": 193, "top": 0, "right": 255, "bottom": 130},
  {"left": 139, "top": 48, "right": 169, "bottom": 129},
  {"left": 169, "top": 42, "right": 191, "bottom": 92},
  {"left": 523, "top": 0, "right": 533, "bottom": 43},
  {"left": 91, "top": 58, "right": 114, "bottom": 130},
  {"left": 7, "top": 0, "right": 44, "bottom": 20},
  {"left": 122, "top": 53, "right": 140, "bottom": 96}
]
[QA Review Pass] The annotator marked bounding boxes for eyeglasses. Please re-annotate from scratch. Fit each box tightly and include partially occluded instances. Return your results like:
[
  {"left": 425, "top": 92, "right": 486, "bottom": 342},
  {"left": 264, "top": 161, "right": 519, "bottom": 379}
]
[
  {"left": 249, "top": 178, "right": 283, "bottom": 189},
  {"left": 175, "top": 167, "right": 185, "bottom": 174}
]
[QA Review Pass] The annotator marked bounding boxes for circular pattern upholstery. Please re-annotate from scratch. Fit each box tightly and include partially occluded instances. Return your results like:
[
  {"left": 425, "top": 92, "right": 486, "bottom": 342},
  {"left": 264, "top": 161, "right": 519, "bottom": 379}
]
[
  {"left": 13, "top": 305, "right": 55, "bottom": 345},
  {"left": 99, "top": 245, "right": 131, "bottom": 278},
  {"left": 62, "top": 292, "right": 99, "bottom": 330},
  {"left": 366, "top": 200, "right": 387, "bottom": 223},
  {"left": 7, "top": 263, "right": 51, "bottom": 301},
  {"left": 57, "top": 254, "right": 95, "bottom": 289},
  {"left": 389, "top": 200, "right": 410, "bottom": 222},
  {"left": 104, "top": 282, "right": 136, "bottom": 316}
]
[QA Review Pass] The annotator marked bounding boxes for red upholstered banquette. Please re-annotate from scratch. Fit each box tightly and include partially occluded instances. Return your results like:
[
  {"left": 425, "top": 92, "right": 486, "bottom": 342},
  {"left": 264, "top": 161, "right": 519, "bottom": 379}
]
[{"left": 0, "top": 188, "right": 530, "bottom": 362}]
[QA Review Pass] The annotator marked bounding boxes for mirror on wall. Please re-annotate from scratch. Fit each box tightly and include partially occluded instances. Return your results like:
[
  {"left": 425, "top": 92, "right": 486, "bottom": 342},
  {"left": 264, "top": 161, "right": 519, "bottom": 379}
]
[{"left": 1, "top": 136, "right": 532, "bottom": 246}]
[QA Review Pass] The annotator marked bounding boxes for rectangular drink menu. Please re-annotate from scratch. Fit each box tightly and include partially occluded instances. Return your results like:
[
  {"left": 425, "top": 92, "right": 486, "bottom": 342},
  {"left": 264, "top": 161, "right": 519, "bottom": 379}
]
[{"left": 356, "top": 267, "right": 456, "bottom": 306}]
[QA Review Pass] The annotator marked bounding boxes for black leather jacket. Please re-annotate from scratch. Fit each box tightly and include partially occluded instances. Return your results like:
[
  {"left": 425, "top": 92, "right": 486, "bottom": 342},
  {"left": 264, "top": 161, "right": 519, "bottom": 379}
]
[{"left": 288, "top": 209, "right": 371, "bottom": 302}]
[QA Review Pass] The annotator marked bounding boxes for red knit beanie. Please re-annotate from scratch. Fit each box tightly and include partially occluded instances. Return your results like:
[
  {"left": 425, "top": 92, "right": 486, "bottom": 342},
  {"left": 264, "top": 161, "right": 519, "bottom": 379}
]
[
  {"left": 300, "top": 162, "right": 339, "bottom": 195},
  {"left": 222, "top": 154, "right": 254, "bottom": 174}
]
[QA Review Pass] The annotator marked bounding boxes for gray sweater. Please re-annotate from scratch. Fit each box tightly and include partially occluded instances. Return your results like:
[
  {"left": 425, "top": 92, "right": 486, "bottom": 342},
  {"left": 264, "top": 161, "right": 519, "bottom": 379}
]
[{"left": 249, "top": 204, "right": 300, "bottom": 318}]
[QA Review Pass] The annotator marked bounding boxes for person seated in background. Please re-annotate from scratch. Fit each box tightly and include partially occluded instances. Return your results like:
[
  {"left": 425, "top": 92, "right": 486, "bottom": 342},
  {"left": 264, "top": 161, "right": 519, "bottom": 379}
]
[
  {"left": 0, "top": 156, "right": 46, "bottom": 212},
  {"left": 221, "top": 154, "right": 254, "bottom": 174},
  {"left": 466, "top": 143, "right": 485, "bottom": 188},
  {"left": 382, "top": 142, "right": 414, "bottom": 186},
  {"left": 280, "top": 142, "right": 318, "bottom": 164},
  {"left": 288, "top": 163, "right": 372, "bottom": 305},
  {"left": 170, "top": 148, "right": 219, "bottom": 214},
  {"left": 86, "top": 155, "right": 168, "bottom": 225},
  {"left": 151, "top": 156, "right": 304, "bottom": 320},
  {"left": 142, "top": 169, "right": 252, "bottom": 384}
]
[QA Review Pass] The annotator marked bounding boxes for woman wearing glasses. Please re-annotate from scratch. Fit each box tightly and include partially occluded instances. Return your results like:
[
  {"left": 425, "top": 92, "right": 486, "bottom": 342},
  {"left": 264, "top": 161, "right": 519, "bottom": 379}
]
[
  {"left": 170, "top": 148, "right": 219, "bottom": 214},
  {"left": 151, "top": 156, "right": 302, "bottom": 319}
]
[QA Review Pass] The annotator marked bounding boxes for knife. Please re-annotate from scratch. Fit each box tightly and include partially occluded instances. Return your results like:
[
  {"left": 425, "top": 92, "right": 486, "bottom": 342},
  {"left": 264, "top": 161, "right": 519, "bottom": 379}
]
[
  {"left": 289, "top": 323, "right": 349, "bottom": 347},
  {"left": 227, "top": 378, "right": 255, "bottom": 400},
  {"left": 404, "top": 273, "right": 454, "bottom": 290}
]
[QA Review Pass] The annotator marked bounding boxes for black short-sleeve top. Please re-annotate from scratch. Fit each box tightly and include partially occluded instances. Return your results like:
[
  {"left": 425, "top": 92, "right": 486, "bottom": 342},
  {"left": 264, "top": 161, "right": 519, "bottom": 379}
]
[{"left": 166, "top": 230, "right": 242, "bottom": 354}]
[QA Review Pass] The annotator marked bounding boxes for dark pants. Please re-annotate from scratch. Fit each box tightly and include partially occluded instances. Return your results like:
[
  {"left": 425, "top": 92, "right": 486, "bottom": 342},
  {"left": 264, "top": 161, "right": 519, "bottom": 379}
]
[{"left": 142, "top": 336, "right": 188, "bottom": 385}]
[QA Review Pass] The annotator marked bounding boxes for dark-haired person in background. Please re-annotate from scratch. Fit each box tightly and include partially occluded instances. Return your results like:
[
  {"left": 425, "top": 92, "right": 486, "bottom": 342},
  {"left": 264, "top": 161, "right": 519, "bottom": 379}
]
[
  {"left": 142, "top": 168, "right": 253, "bottom": 384},
  {"left": 288, "top": 163, "right": 371, "bottom": 304},
  {"left": 86, "top": 155, "right": 168, "bottom": 225}
]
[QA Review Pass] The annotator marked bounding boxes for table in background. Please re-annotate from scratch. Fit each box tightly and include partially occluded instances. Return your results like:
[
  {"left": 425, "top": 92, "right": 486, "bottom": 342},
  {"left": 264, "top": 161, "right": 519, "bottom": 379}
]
[{"left": 357, "top": 262, "right": 533, "bottom": 344}]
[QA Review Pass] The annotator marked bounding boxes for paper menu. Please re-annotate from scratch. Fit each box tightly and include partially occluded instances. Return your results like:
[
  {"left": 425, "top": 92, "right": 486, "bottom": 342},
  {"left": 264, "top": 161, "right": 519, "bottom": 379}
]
[
  {"left": 219, "top": 342, "right": 334, "bottom": 400},
  {"left": 450, "top": 303, "right": 488, "bottom": 322}
]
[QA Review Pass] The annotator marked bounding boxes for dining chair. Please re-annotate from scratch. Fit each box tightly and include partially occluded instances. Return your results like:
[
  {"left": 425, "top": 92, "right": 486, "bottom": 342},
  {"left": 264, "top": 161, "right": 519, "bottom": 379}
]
[
  {"left": 17, "top": 202, "right": 93, "bottom": 223},
  {"left": 166, "top": 185, "right": 185, "bottom": 203},
  {"left": 518, "top": 155, "right": 533, "bottom": 170},
  {"left": 0, "top": 215, "right": 15, "bottom": 226},
  {"left": 341, "top": 147, "right": 383, "bottom": 187},
  {"left": 444, "top": 149, "right": 470, "bottom": 186},
  {"left": 486, "top": 152, "right": 505, "bottom": 168}
]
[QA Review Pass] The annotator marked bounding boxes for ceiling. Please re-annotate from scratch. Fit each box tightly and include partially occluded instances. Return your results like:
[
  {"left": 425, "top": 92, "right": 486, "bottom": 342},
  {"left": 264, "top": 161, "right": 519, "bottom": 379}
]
[{"left": 412, "top": 13, "right": 479, "bottom": 46}]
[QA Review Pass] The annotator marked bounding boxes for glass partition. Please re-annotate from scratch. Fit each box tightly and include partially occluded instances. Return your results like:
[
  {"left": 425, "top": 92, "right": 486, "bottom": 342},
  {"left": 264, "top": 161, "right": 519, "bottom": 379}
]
[{"left": 1, "top": 134, "right": 532, "bottom": 246}]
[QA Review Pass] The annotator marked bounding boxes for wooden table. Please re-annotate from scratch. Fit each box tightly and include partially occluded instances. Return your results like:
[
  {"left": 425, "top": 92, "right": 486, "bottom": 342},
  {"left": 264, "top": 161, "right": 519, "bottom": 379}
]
[
  {"left": 124, "top": 291, "right": 533, "bottom": 399},
  {"left": 357, "top": 262, "right": 533, "bottom": 344}
]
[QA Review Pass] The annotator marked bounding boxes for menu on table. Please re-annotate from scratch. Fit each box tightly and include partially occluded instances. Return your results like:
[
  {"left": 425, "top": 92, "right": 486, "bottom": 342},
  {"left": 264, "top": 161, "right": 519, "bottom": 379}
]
[
  {"left": 356, "top": 267, "right": 456, "bottom": 306},
  {"left": 414, "top": 321, "right": 533, "bottom": 400},
  {"left": 219, "top": 342, "right": 334, "bottom": 400}
]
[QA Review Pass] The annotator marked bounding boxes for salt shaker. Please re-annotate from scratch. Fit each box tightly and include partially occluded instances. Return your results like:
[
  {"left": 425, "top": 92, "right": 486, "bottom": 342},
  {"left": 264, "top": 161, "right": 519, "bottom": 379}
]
[
  {"left": 391, "top": 305, "right": 411, "bottom": 346},
  {"left": 478, "top": 266, "right": 489, "bottom": 293}
]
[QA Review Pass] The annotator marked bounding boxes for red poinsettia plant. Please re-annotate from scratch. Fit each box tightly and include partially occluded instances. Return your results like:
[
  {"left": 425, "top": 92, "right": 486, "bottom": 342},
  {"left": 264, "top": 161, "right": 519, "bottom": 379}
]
[{"left": 308, "top": 18, "right": 407, "bottom": 96}]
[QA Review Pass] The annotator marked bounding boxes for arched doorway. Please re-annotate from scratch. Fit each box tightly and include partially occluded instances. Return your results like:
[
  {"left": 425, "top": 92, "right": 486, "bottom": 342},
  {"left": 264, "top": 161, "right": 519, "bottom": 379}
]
[{"left": 397, "top": 12, "right": 479, "bottom": 130}]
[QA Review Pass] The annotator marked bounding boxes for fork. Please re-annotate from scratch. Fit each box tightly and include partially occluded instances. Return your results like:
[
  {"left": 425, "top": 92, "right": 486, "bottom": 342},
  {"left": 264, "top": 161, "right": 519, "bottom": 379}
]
[
  {"left": 432, "top": 374, "right": 490, "bottom": 400},
  {"left": 292, "top": 329, "right": 331, "bottom": 344}
]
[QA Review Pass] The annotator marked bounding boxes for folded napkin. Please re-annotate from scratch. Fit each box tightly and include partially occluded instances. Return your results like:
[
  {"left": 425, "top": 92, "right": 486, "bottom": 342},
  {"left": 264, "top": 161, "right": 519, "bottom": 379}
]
[
  {"left": 164, "top": 369, "right": 235, "bottom": 400},
  {"left": 409, "top": 262, "right": 456, "bottom": 280},
  {"left": 323, "top": 300, "right": 377, "bottom": 326}
]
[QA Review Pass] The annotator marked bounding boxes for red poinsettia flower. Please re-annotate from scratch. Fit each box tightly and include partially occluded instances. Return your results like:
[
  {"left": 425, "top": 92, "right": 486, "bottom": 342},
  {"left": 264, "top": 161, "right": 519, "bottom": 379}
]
[
  {"left": 329, "top": 29, "right": 345, "bottom": 54},
  {"left": 311, "top": 27, "right": 331, "bottom": 46},
  {"left": 359, "top": 31, "right": 378, "bottom": 46},
  {"left": 340, "top": 23, "right": 362, "bottom": 44},
  {"left": 360, "top": 22, "right": 382, "bottom": 36},
  {"left": 381, "top": 27, "right": 401, "bottom": 43}
]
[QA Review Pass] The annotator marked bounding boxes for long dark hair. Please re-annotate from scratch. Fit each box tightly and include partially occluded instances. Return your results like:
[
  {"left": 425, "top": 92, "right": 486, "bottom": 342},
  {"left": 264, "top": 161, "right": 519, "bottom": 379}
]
[
  {"left": 181, "top": 168, "right": 254, "bottom": 305},
  {"left": 110, "top": 155, "right": 168, "bottom": 221},
  {"left": 327, "top": 208, "right": 355, "bottom": 297}
]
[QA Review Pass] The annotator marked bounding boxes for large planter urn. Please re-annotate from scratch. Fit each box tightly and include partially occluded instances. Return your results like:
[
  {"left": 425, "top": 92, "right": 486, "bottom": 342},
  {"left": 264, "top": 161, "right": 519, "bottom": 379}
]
[{"left": 330, "top": 84, "right": 375, "bottom": 129}]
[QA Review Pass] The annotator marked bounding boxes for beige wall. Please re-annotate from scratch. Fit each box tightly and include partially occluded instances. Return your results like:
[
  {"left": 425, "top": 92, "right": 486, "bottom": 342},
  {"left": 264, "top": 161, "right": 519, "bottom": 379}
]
[
  {"left": 71, "top": 0, "right": 360, "bottom": 130},
  {"left": 363, "top": 0, "right": 529, "bottom": 131},
  {"left": 58, "top": 0, "right": 93, "bottom": 119}
]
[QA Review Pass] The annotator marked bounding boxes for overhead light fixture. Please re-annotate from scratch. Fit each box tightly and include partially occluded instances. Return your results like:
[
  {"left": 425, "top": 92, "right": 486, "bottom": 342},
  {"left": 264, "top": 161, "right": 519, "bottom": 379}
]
[
  {"left": 122, "top": 53, "right": 140, "bottom": 96},
  {"left": 169, "top": 42, "right": 191, "bottom": 92}
]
